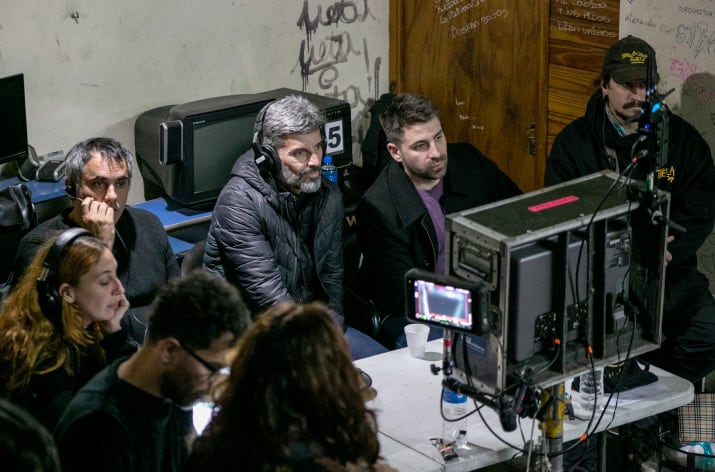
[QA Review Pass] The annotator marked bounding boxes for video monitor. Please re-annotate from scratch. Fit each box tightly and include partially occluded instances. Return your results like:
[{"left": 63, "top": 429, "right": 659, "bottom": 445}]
[
  {"left": 405, "top": 268, "right": 490, "bottom": 335},
  {"left": 0, "top": 73, "right": 28, "bottom": 165}
]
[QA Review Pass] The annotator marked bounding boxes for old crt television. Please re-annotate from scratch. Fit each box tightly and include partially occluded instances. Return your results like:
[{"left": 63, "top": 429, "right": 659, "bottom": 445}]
[
  {"left": 135, "top": 89, "right": 353, "bottom": 209},
  {"left": 134, "top": 93, "right": 274, "bottom": 208},
  {"left": 0, "top": 73, "right": 29, "bottom": 165}
]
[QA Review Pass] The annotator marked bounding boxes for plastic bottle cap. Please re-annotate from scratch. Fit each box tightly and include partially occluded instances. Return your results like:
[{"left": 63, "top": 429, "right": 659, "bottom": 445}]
[{"left": 323, "top": 155, "right": 333, "bottom": 165}]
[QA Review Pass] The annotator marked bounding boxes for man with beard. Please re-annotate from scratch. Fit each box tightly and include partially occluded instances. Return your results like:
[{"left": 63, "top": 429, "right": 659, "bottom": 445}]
[
  {"left": 546, "top": 36, "right": 715, "bottom": 384},
  {"left": 357, "top": 93, "right": 521, "bottom": 349},
  {"left": 54, "top": 270, "right": 250, "bottom": 472},
  {"left": 202, "top": 94, "right": 386, "bottom": 359}
]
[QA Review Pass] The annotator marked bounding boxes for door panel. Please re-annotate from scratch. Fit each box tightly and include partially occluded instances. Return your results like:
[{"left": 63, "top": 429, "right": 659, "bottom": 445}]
[{"left": 390, "top": 1, "right": 549, "bottom": 192}]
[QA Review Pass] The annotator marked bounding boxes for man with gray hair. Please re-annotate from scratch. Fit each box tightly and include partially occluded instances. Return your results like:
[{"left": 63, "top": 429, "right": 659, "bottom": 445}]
[
  {"left": 203, "top": 95, "right": 386, "bottom": 359},
  {"left": 11, "top": 137, "right": 180, "bottom": 343}
]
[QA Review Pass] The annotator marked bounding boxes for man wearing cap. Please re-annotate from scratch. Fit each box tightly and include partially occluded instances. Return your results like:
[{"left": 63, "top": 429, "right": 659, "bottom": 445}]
[{"left": 545, "top": 36, "right": 715, "bottom": 383}]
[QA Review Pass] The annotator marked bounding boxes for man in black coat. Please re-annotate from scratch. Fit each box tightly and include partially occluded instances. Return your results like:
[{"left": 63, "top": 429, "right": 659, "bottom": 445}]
[
  {"left": 357, "top": 93, "right": 521, "bottom": 349},
  {"left": 55, "top": 271, "right": 250, "bottom": 472},
  {"left": 545, "top": 36, "right": 715, "bottom": 383},
  {"left": 203, "top": 95, "right": 386, "bottom": 359}
]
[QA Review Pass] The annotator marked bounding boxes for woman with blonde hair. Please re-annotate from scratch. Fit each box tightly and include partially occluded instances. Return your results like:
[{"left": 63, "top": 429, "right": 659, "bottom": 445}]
[
  {"left": 185, "top": 302, "right": 390, "bottom": 471},
  {"left": 0, "top": 228, "right": 135, "bottom": 428}
]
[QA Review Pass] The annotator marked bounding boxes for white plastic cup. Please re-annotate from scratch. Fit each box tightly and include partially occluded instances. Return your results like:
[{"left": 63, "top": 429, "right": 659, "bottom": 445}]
[{"left": 404, "top": 323, "right": 429, "bottom": 358}]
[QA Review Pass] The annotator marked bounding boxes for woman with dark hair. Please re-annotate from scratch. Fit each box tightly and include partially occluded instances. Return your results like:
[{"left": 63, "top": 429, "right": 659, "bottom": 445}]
[
  {"left": 185, "top": 302, "right": 390, "bottom": 471},
  {"left": 0, "top": 229, "right": 134, "bottom": 429}
]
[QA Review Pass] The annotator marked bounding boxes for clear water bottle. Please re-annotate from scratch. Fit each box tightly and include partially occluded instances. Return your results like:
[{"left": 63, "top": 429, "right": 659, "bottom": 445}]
[
  {"left": 577, "top": 367, "right": 605, "bottom": 412},
  {"left": 442, "top": 389, "right": 468, "bottom": 448},
  {"left": 321, "top": 155, "right": 338, "bottom": 183}
]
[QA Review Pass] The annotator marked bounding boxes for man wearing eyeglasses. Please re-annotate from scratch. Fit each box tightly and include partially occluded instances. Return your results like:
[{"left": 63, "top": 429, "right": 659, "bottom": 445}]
[
  {"left": 54, "top": 270, "right": 250, "bottom": 472},
  {"left": 203, "top": 94, "right": 386, "bottom": 360}
]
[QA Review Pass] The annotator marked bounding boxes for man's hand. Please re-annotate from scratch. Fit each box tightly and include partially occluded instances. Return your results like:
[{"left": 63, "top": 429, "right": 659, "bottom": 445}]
[
  {"left": 665, "top": 235, "right": 675, "bottom": 266},
  {"left": 78, "top": 197, "right": 117, "bottom": 248}
]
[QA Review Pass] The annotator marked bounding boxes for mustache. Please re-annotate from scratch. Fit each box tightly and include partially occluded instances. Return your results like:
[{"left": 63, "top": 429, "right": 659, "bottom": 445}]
[
  {"left": 623, "top": 101, "right": 642, "bottom": 110},
  {"left": 300, "top": 166, "right": 320, "bottom": 176}
]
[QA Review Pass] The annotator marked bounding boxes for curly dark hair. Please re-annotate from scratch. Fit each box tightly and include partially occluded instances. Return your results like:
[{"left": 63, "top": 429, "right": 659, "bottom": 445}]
[
  {"left": 145, "top": 271, "right": 250, "bottom": 350},
  {"left": 185, "top": 302, "right": 380, "bottom": 471}
]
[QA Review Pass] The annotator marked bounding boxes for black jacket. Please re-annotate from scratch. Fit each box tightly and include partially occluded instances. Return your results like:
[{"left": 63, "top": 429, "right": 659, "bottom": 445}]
[
  {"left": 11, "top": 329, "right": 136, "bottom": 431},
  {"left": 546, "top": 92, "right": 715, "bottom": 283},
  {"left": 55, "top": 357, "right": 192, "bottom": 472},
  {"left": 203, "top": 151, "right": 345, "bottom": 328},
  {"left": 356, "top": 142, "right": 521, "bottom": 317}
]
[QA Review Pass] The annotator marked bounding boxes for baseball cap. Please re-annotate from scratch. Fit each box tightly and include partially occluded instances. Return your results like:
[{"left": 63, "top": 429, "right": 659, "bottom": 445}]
[{"left": 602, "top": 35, "right": 659, "bottom": 84}]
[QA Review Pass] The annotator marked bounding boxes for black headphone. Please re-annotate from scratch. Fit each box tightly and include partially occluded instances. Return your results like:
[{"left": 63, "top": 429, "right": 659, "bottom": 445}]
[
  {"left": 36, "top": 228, "right": 92, "bottom": 329},
  {"left": 65, "top": 182, "right": 78, "bottom": 198},
  {"left": 252, "top": 101, "right": 280, "bottom": 176}
]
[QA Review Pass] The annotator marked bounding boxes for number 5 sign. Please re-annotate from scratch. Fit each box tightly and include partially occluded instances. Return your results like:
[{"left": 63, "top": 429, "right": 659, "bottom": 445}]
[{"left": 324, "top": 119, "right": 344, "bottom": 155}]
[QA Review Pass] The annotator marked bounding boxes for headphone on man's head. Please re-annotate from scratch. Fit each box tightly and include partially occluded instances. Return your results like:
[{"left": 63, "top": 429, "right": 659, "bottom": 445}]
[
  {"left": 65, "top": 182, "right": 78, "bottom": 199},
  {"left": 252, "top": 101, "right": 281, "bottom": 176},
  {"left": 36, "top": 228, "right": 92, "bottom": 330},
  {"left": 252, "top": 99, "right": 328, "bottom": 177}
]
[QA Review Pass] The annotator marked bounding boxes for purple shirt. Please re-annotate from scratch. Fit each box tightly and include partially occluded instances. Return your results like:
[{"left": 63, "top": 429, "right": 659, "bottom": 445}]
[{"left": 417, "top": 180, "right": 445, "bottom": 273}]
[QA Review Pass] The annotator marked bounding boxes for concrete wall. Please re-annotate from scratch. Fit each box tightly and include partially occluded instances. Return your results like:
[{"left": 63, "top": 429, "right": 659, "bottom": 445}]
[{"left": 0, "top": 0, "right": 389, "bottom": 203}]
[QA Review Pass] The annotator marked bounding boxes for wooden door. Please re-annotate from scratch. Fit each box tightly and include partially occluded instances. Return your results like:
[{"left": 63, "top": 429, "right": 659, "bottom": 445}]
[{"left": 390, "top": 1, "right": 549, "bottom": 192}]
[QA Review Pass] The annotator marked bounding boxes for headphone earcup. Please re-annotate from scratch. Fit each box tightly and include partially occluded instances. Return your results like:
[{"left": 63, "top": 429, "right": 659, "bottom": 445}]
[
  {"left": 65, "top": 183, "right": 77, "bottom": 198},
  {"left": 36, "top": 227, "right": 91, "bottom": 330},
  {"left": 254, "top": 143, "right": 280, "bottom": 176},
  {"left": 36, "top": 278, "right": 63, "bottom": 329},
  {"left": 252, "top": 100, "right": 281, "bottom": 176}
]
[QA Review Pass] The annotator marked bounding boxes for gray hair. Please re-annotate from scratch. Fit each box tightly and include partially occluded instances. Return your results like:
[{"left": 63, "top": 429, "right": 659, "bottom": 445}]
[
  {"left": 260, "top": 95, "right": 325, "bottom": 150},
  {"left": 63, "top": 137, "right": 134, "bottom": 187}
]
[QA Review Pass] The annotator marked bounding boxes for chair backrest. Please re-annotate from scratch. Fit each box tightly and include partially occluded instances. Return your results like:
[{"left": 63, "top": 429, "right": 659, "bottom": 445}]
[
  {"left": 341, "top": 208, "right": 382, "bottom": 338},
  {"left": 0, "top": 183, "right": 37, "bottom": 283},
  {"left": 180, "top": 239, "right": 206, "bottom": 276},
  {"left": 360, "top": 93, "right": 395, "bottom": 190}
]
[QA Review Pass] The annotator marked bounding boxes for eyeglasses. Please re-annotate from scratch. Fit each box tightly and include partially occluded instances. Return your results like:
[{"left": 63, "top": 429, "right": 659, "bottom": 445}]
[{"left": 178, "top": 340, "right": 221, "bottom": 379}]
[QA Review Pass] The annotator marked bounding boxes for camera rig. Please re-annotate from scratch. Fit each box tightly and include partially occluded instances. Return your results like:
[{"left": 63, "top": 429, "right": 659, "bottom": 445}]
[{"left": 440, "top": 170, "right": 669, "bottom": 397}]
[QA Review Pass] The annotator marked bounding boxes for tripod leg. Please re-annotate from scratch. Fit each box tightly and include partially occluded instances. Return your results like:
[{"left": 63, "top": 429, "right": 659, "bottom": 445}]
[{"left": 542, "top": 383, "right": 565, "bottom": 472}]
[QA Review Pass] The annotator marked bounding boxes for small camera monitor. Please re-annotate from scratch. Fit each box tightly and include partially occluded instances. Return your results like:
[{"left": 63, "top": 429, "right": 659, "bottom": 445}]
[{"left": 405, "top": 268, "right": 490, "bottom": 335}]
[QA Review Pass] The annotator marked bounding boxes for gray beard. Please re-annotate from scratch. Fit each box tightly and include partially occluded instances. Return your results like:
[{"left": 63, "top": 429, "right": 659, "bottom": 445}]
[{"left": 280, "top": 165, "right": 321, "bottom": 193}]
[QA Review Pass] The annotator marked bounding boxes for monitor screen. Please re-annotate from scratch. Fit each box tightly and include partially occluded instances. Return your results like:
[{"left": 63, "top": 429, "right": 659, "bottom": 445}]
[
  {"left": 192, "top": 113, "right": 256, "bottom": 194},
  {"left": 0, "top": 73, "right": 28, "bottom": 165},
  {"left": 405, "top": 268, "right": 490, "bottom": 335},
  {"left": 413, "top": 278, "right": 473, "bottom": 331}
]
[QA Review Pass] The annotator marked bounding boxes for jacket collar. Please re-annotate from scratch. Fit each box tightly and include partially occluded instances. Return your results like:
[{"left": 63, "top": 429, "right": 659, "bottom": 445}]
[
  {"left": 384, "top": 143, "right": 477, "bottom": 226},
  {"left": 385, "top": 159, "right": 434, "bottom": 228}
]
